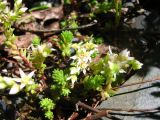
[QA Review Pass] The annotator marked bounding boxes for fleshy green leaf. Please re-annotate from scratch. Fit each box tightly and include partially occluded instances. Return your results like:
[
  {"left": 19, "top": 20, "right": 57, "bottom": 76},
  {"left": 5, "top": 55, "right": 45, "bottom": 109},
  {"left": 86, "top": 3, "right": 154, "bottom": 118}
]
[
  {"left": 84, "top": 75, "right": 105, "bottom": 91},
  {"left": 129, "top": 60, "right": 143, "bottom": 70},
  {"left": 52, "top": 69, "right": 67, "bottom": 85}
]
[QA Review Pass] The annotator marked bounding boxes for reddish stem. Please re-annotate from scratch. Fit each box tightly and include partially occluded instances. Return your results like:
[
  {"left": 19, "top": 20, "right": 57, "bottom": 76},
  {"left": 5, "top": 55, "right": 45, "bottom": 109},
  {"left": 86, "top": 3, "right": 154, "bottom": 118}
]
[
  {"left": 68, "top": 112, "right": 79, "bottom": 120},
  {"left": 18, "top": 49, "right": 34, "bottom": 70}
]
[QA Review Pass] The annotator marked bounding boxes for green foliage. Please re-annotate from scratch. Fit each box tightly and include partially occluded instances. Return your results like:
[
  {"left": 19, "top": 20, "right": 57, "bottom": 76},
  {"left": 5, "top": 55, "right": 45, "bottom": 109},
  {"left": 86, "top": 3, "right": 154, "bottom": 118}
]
[
  {"left": 129, "top": 60, "right": 143, "bottom": 70},
  {"left": 51, "top": 69, "right": 70, "bottom": 96},
  {"left": 14, "top": 43, "right": 51, "bottom": 77},
  {"left": 0, "top": 76, "right": 12, "bottom": 89},
  {"left": 84, "top": 75, "right": 105, "bottom": 91},
  {"left": 32, "top": 36, "right": 41, "bottom": 47},
  {"left": 89, "top": 0, "right": 122, "bottom": 25},
  {"left": 52, "top": 69, "right": 67, "bottom": 86},
  {"left": 29, "top": 1, "right": 52, "bottom": 12},
  {"left": 67, "top": 38, "right": 98, "bottom": 86},
  {"left": 0, "top": 0, "right": 27, "bottom": 49},
  {"left": 31, "top": 43, "right": 52, "bottom": 76},
  {"left": 0, "top": 69, "right": 35, "bottom": 95},
  {"left": 91, "top": 51, "right": 99, "bottom": 58},
  {"left": 0, "top": 0, "right": 143, "bottom": 119},
  {"left": 60, "top": 12, "right": 78, "bottom": 31},
  {"left": 94, "top": 37, "right": 104, "bottom": 44},
  {"left": 40, "top": 98, "right": 55, "bottom": 110},
  {"left": 114, "top": 0, "right": 122, "bottom": 25},
  {"left": 60, "top": 31, "right": 74, "bottom": 46},
  {"left": 59, "top": 30, "right": 74, "bottom": 57},
  {"left": 64, "top": 0, "right": 71, "bottom": 4},
  {"left": 45, "top": 111, "right": 54, "bottom": 120},
  {"left": 25, "top": 84, "right": 39, "bottom": 94},
  {"left": 40, "top": 98, "right": 55, "bottom": 120},
  {"left": 90, "top": 0, "right": 114, "bottom": 13},
  {"left": 29, "top": 5, "right": 50, "bottom": 12},
  {"left": 90, "top": 48, "right": 143, "bottom": 98}
]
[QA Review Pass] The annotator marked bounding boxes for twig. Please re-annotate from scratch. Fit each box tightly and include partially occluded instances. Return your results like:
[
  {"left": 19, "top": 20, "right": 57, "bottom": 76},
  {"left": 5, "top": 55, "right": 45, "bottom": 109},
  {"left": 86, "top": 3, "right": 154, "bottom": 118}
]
[
  {"left": 99, "top": 107, "right": 159, "bottom": 112},
  {"left": 76, "top": 101, "right": 111, "bottom": 120},
  {"left": 14, "top": 20, "right": 98, "bottom": 33},
  {"left": 85, "top": 110, "right": 110, "bottom": 120},
  {"left": 77, "top": 101, "right": 100, "bottom": 113},
  {"left": 68, "top": 112, "right": 79, "bottom": 120},
  {"left": 86, "top": 101, "right": 101, "bottom": 117},
  {"left": 112, "top": 77, "right": 160, "bottom": 90},
  {"left": 76, "top": 100, "right": 160, "bottom": 120},
  {"left": 68, "top": 101, "right": 99, "bottom": 120},
  {"left": 1, "top": 57, "right": 18, "bottom": 66}
]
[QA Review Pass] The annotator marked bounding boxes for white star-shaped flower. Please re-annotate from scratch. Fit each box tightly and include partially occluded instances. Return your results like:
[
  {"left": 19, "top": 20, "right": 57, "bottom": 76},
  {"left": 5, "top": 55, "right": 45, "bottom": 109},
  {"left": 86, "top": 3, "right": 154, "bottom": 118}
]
[
  {"left": 18, "top": 68, "right": 35, "bottom": 89},
  {"left": 8, "top": 69, "right": 35, "bottom": 95},
  {"left": 19, "top": 7, "right": 28, "bottom": 13}
]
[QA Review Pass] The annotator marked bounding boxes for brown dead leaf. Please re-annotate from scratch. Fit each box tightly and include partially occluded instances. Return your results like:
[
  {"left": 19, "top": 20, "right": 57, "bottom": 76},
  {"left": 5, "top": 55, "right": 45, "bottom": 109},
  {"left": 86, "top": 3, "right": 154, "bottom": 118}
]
[
  {"left": 15, "top": 33, "right": 36, "bottom": 48},
  {"left": 44, "top": 21, "right": 60, "bottom": 30},
  {"left": 16, "top": 22, "right": 43, "bottom": 30},
  {"left": 0, "top": 33, "right": 35, "bottom": 48},
  {"left": 92, "top": 44, "right": 119, "bottom": 63},
  {"left": 14, "top": 6, "right": 63, "bottom": 34},
  {"left": 17, "top": 21, "right": 41, "bottom": 32},
  {"left": 97, "top": 44, "right": 119, "bottom": 55},
  {"left": 43, "top": 21, "right": 60, "bottom": 36},
  {"left": 92, "top": 44, "right": 108, "bottom": 62},
  {"left": 97, "top": 44, "right": 109, "bottom": 55},
  {"left": 31, "top": 6, "right": 64, "bottom": 22}
]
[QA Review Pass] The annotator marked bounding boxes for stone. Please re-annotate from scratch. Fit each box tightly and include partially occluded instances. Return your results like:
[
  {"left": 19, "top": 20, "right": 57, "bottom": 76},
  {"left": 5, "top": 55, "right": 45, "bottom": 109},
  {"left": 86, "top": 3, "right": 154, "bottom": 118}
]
[{"left": 99, "top": 35, "right": 160, "bottom": 120}]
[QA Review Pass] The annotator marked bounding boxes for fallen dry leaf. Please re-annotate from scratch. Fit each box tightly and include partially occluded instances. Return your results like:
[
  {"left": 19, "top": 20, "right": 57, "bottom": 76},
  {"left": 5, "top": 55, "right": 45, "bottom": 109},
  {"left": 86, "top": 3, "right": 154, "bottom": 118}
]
[
  {"left": 31, "top": 6, "right": 64, "bottom": 22},
  {"left": 43, "top": 21, "right": 60, "bottom": 36},
  {"left": 14, "top": 6, "right": 64, "bottom": 34},
  {"left": 0, "top": 33, "right": 35, "bottom": 48},
  {"left": 15, "top": 33, "right": 36, "bottom": 48},
  {"left": 92, "top": 44, "right": 119, "bottom": 62},
  {"left": 44, "top": 21, "right": 60, "bottom": 30}
]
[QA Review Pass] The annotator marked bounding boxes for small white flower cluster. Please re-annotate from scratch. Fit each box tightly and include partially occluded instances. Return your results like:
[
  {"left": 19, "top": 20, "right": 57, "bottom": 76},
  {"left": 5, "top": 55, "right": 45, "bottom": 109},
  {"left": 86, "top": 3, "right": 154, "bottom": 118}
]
[
  {"left": 32, "top": 43, "right": 52, "bottom": 58},
  {"left": 0, "top": 0, "right": 27, "bottom": 22},
  {"left": 109, "top": 48, "right": 143, "bottom": 70},
  {"left": 0, "top": 0, "right": 27, "bottom": 49},
  {"left": 0, "top": 69, "right": 34, "bottom": 94},
  {"left": 15, "top": 0, "right": 28, "bottom": 13},
  {"left": 106, "top": 47, "right": 143, "bottom": 82},
  {"left": 13, "top": 43, "right": 52, "bottom": 63},
  {"left": 67, "top": 41, "right": 98, "bottom": 86}
]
